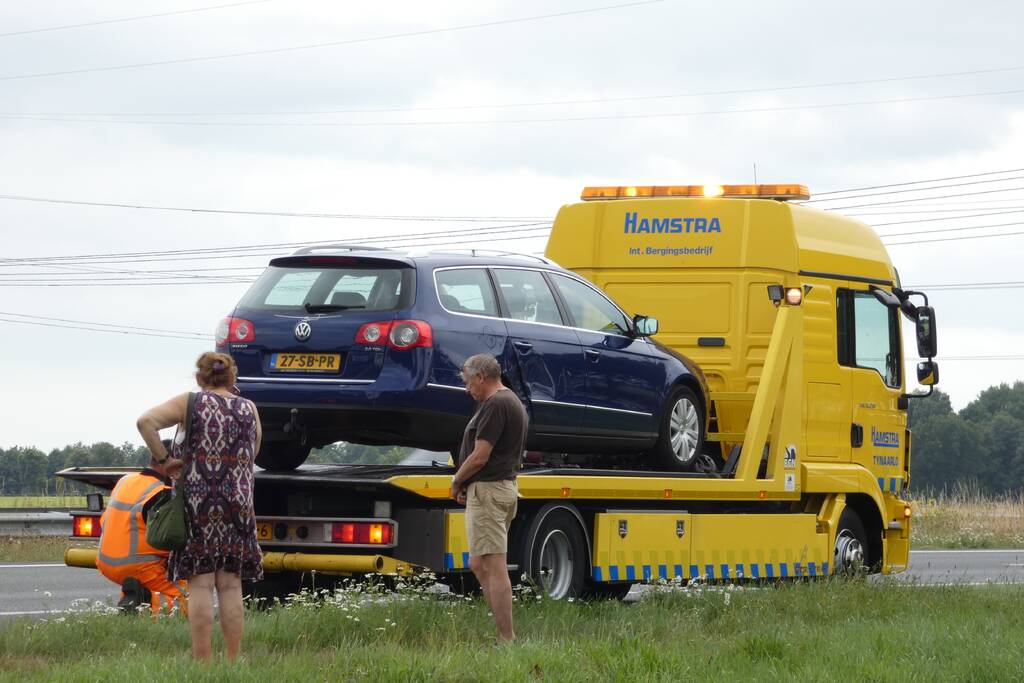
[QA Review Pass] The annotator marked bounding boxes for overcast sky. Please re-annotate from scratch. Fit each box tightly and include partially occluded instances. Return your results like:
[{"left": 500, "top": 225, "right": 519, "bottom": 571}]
[{"left": 1, "top": 0, "right": 1022, "bottom": 451}]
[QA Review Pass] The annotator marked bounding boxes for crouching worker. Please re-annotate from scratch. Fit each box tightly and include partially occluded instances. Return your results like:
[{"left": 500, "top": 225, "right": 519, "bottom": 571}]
[{"left": 97, "top": 440, "right": 187, "bottom": 615}]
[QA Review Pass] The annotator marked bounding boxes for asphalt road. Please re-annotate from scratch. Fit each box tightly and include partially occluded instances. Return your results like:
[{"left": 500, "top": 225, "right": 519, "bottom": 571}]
[{"left": 3, "top": 549, "right": 1024, "bottom": 620}]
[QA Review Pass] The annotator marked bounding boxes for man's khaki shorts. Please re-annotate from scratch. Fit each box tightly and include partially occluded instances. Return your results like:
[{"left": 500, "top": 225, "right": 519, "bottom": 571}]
[{"left": 465, "top": 479, "right": 518, "bottom": 557}]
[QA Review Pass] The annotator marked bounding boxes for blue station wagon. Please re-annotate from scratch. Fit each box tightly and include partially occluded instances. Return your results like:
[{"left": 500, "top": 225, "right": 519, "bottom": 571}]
[{"left": 216, "top": 246, "right": 708, "bottom": 471}]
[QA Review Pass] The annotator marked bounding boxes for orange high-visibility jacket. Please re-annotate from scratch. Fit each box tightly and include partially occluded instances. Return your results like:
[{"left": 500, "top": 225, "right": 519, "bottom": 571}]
[{"left": 98, "top": 471, "right": 171, "bottom": 568}]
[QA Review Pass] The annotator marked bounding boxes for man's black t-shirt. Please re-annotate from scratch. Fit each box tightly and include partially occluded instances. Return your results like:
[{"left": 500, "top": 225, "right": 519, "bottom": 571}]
[{"left": 457, "top": 388, "right": 528, "bottom": 483}]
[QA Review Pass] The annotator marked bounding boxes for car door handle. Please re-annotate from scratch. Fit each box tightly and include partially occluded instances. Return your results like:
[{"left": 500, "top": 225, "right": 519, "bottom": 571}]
[
  {"left": 585, "top": 349, "right": 601, "bottom": 362},
  {"left": 513, "top": 341, "right": 534, "bottom": 353}
]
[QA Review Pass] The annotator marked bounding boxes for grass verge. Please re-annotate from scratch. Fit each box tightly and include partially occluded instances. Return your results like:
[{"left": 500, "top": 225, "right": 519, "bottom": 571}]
[
  {"left": 0, "top": 537, "right": 96, "bottom": 564},
  {"left": 911, "top": 488, "right": 1024, "bottom": 548},
  {"left": 1, "top": 580, "right": 1023, "bottom": 681},
  {"left": 0, "top": 496, "right": 87, "bottom": 509}
]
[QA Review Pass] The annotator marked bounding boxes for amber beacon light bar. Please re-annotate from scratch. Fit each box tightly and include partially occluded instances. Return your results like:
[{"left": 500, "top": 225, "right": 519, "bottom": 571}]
[{"left": 580, "top": 184, "right": 811, "bottom": 201}]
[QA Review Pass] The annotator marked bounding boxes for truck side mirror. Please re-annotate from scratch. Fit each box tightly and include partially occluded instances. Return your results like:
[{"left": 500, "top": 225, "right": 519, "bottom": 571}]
[
  {"left": 633, "top": 315, "right": 659, "bottom": 337},
  {"left": 916, "top": 306, "right": 937, "bottom": 359},
  {"left": 917, "top": 360, "right": 938, "bottom": 386}
]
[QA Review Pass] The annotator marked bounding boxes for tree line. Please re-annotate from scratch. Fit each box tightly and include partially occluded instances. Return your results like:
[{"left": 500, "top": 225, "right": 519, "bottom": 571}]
[{"left": 1, "top": 381, "right": 1022, "bottom": 495}]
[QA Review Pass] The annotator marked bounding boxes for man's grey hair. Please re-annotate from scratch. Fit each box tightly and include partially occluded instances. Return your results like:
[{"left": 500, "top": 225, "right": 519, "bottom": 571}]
[{"left": 463, "top": 353, "right": 501, "bottom": 381}]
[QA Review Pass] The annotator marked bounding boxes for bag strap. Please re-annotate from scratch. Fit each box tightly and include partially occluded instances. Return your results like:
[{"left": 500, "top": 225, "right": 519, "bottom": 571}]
[{"left": 177, "top": 391, "right": 198, "bottom": 497}]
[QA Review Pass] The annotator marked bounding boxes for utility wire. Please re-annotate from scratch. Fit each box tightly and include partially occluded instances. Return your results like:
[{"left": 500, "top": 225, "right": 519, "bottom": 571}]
[
  {"left": 2, "top": 87, "right": 1022, "bottom": 125},
  {"left": 804, "top": 176, "right": 1024, "bottom": 204},
  {"left": 825, "top": 186, "right": 1024, "bottom": 211},
  {"left": 0, "top": 1, "right": 274, "bottom": 39},
  {"left": 877, "top": 220, "right": 1024, "bottom": 238},
  {"left": 0, "top": 0, "right": 665, "bottom": 82},
  {"left": 0, "top": 311, "right": 207, "bottom": 336},
  {"left": 810, "top": 168, "right": 1024, "bottom": 197},
  {"left": 0, "top": 316, "right": 208, "bottom": 340},
  {"left": 884, "top": 229, "right": 1024, "bottom": 246},
  {"left": 6, "top": 64, "right": 1024, "bottom": 117}
]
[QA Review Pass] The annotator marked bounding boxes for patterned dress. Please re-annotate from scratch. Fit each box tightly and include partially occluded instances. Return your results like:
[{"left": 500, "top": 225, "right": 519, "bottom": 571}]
[{"left": 167, "top": 391, "right": 263, "bottom": 582}]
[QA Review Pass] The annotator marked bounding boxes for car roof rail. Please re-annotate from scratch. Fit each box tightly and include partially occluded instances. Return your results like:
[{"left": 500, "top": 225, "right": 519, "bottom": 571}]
[
  {"left": 290, "top": 243, "right": 390, "bottom": 255},
  {"left": 419, "top": 248, "right": 556, "bottom": 265}
]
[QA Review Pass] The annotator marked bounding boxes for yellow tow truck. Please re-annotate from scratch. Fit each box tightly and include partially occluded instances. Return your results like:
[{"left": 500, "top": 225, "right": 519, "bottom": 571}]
[{"left": 61, "top": 182, "right": 937, "bottom": 598}]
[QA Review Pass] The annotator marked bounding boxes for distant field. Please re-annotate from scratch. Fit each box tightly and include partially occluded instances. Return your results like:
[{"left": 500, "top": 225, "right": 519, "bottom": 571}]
[
  {"left": 911, "top": 490, "right": 1024, "bottom": 549},
  {"left": 0, "top": 495, "right": 87, "bottom": 509},
  {"left": 1, "top": 580, "right": 1023, "bottom": 680}
]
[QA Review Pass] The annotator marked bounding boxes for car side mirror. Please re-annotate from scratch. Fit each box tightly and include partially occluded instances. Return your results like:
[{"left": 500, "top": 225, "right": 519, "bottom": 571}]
[
  {"left": 917, "top": 360, "right": 938, "bottom": 386},
  {"left": 916, "top": 306, "right": 937, "bottom": 358},
  {"left": 633, "top": 315, "right": 658, "bottom": 337}
]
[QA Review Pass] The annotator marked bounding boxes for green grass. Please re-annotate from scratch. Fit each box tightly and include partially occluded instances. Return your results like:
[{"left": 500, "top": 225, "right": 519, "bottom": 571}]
[
  {"left": 0, "top": 495, "right": 87, "bottom": 509},
  {"left": 2, "top": 580, "right": 1023, "bottom": 681},
  {"left": 911, "top": 488, "right": 1024, "bottom": 549}
]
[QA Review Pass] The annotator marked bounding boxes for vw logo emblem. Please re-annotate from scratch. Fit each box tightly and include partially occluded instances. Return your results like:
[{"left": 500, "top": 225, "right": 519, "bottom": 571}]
[{"left": 294, "top": 321, "right": 312, "bottom": 341}]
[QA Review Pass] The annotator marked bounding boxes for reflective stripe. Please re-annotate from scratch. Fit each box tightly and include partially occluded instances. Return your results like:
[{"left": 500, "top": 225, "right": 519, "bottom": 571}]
[
  {"left": 96, "top": 552, "right": 168, "bottom": 567},
  {"left": 98, "top": 476, "right": 169, "bottom": 568}
]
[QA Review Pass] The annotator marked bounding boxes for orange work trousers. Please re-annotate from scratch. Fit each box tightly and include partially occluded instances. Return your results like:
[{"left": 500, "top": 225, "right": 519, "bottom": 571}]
[{"left": 98, "top": 560, "right": 188, "bottom": 616}]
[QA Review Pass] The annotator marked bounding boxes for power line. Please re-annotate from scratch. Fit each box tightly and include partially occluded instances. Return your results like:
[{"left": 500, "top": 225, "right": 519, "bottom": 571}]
[
  {"left": 0, "top": 0, "right": 665, "bottom": 82},
  {"left": 884, "top": 229, "right": 1024, "bottom": 246},
  {"left": 824, "top": 186, "right": 1024, "bottom": 211},
  {"left": 869, "top": 209, "right": 1024, "bottom": 226},
  {"left": 3, "top": 87, "right": 1022, "bottom": 126},
  {"left": 0, "top": 311, "right": 207, "bottom": 336},
  {"left": 803, "top": 175, "right": 1024, "bottom": 204},
  {"left": 0, "top": 316, "right": 208, "bottom": 340},
  {"left": 0, "top": 192, "right": 546, "bottom": 222},
  {"left": 877, "top": 220, "right": 1024, "bottom": 238},
  {"left": 6, "top": 64, "right": 1024, "bottom": 117},
  {"left": 0, "top": 1, "right": 274, "bottom": 39},
  {"left": 809, "top": 168, "right": 1024, "bottom": 197}
]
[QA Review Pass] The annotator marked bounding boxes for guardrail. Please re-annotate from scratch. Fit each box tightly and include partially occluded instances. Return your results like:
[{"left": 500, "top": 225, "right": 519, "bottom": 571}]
[{"left": 0, "top": 512, "right": 72, "bottom": 537}]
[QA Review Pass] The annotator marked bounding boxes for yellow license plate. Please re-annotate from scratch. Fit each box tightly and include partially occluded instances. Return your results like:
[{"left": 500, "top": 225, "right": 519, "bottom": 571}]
[
  {"left": 257, "top": 522, "right": 273, "bottom": 541},
  {"left": 270, "top": 353, "right": 341, "bottom": 372}
]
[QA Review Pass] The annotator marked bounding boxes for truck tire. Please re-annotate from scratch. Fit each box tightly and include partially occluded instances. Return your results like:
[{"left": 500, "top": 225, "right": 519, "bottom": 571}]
[
  {"left": 255, "top": 442, "right": 311, "bottom": 471},
  {"left": 524, "top": 509, "right": 587, "bottom": 600},
  {"left": 834, "top": 507, "right": 868, "bottom": 576},
  {"left": 650, "top": 386, "right": 705, "bottom": 471}
]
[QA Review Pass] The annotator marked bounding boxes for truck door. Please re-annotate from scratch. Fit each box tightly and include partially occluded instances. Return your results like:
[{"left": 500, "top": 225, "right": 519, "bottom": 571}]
[
  {"left": 491, "top": 268, "right": 587, "bottom": 443},
  {"left": 548, "top": 273, "right": 661, "bottom": 441},
  {"left": 839, "top": 289, "right": 906, "bottom": 491}
]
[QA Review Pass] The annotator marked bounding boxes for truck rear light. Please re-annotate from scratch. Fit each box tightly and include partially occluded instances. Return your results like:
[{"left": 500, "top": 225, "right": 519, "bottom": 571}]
[
  {"left": 355, "top": 321, "right": 392, "bottom": 345},
  {"left": 72, "top": 514, "right": 102, "bottom": 538},
  {"left": 389, "top": 320, "right": 432, "bottom": 349},
  {"left": 330, "top": 521, "right": 394, "bottom": 545},
  {"left": 216, "top": 316, "right": 255, "bottom": 347}
]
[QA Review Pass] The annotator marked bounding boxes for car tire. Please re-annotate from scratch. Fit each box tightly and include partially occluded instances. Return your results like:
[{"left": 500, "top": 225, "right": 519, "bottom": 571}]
[
  {"left": 255, "top": 442, "right": 311, "bottom": 471},
  {"left": 650, "top": 385, "right": 705, "bottom": 471}
]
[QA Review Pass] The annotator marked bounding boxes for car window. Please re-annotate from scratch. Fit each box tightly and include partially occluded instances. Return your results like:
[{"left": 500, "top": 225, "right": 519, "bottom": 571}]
[
  {"left": 435, "top": 268, "right": 499, "bottom": 316},
  {"left": 241, "top": 266, "right": 412, "bottom": 311},
  {"left": 493, "top": 269, "right": 563, "bottom": 325},
  {"left": 551, "top": 274, "right": 631, "bottom": 335}
]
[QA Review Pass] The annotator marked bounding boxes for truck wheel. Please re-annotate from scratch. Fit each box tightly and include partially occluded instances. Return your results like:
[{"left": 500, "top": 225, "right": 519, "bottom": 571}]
[
  {"left": 834, "top": 507, "right": 868, "bottom": 576},
  {"left": 650, "top": 386, "right": 705, "bottom": 471},
  {"left": 255, "top": 442, "right": 311, "bottom": 471},
  {"left": 525, "top": 510, "right": 587, "bottom": 600}
]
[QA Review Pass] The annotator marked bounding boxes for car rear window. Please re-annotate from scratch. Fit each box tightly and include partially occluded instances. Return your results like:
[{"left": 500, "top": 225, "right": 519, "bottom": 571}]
[{"left": 239, "top": 266, "right": 414, "bottom": 311}]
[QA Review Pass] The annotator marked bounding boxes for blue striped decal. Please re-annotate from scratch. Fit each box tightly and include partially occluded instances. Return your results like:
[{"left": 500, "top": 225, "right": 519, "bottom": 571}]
[
  {"left": 444, "top": 553, "right": 454, "bottom": 570},
  {"left": 593, "top": 566, "right": 603, "bottom": 582},
  {"left": 658, "top": 564, "right": 668, "bottom": 580},
  {"left": 626, "top": 565, "right": 636, "bottom": 581},
  {"left": 750, "top": 564, "right": 760, "bottom": 579},
  {"left": 642, "top": 565, "right": 652, "bottom": 581},
  {"left": 462, "top": 552, "right": 470, "bottom": 568},
  {"left": 794, "top": 562, "right": 802, "bottom": 576},
  {"left": 690, "top": 565, "right": 700, "bottom": 579},
  {"left": 822, "top": 562, "right": 830, "bottom": 576},
  {"left": 720, "top": 564, "right": 730, "bottom": 580},
  {"left": 780, "top": 563, "right": 789, "bottom": 578},
  {"left": 890, "top": 478, "right": 898, "bottom": 493},
  {"left": 735, "top": 564, "right": 744, "bottom": 578},
  {"left": 766, "top": 563, "right": 774, "bottom": 579},
  {"left": 878, "top": 477, "right": 886, "bottom": 491},
  {"left": 705, "top": 564, "right": 715, "bottom": 580},
  {"left": 609, "top": 566, "right": 620, "bottom": 581},
  {"left": 673, "top": 564, "right": 683, "bottom": 578},
  {"left": 808, "top": 562, "right": 817, "bottom": 577}
]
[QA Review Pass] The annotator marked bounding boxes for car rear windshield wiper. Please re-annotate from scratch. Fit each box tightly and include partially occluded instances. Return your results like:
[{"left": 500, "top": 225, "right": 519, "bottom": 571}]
[{"left": 303, "top": 303, "right": 365, "bottom": 313}]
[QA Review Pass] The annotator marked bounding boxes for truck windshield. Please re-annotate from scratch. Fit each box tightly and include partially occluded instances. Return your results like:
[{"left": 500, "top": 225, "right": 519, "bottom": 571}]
[{"left": 239, "top": 266, "right": 414, "bottom": 312}]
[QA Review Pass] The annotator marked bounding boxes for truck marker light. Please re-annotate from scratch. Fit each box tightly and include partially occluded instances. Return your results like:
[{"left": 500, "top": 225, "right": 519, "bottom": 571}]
[
  {"left": 785, "top": 288, "right": 803, "bottom": 305},
  {"left": 663, "top": 489, "right": 673, "bottom": 499},
  {"left": 758, "top": 491, "right": 768, "bottom": 500},
  {"left": 904, "top": 505, "right": 912, "bottom": 518},
  {"left": 73, "top": 514, "right": 101, "bottom": 537},
  {"left": 330, "top": 521, "right": 394, "bottom": 545},
  {"left": 560, "top": 487, "right": 571, "bottom": 498}
]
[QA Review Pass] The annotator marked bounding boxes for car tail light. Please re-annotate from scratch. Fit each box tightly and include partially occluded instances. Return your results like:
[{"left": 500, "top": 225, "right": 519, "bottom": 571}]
[
  {"left": 72, "top": 514, "right": 102, "bottom": 538},
  {"left": 388, "top": 320, "right": 432, "bottom": 349},
  {"left": 355, "top": 320, "right": 432, "bottom": 349},
  {"left": 216, "top": 316, "right": 255, "bottom": 347},
  {"left": 355, "top": 321, "right": 392, "bottom": 346},
  {"left": 330, "top": 521, "right": 394, "bottom": 545}
]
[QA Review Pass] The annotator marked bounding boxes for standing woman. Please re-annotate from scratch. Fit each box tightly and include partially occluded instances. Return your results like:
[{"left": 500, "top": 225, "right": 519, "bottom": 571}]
[{"left": 136, "top": 351, "right": 263, "bottom": 662}]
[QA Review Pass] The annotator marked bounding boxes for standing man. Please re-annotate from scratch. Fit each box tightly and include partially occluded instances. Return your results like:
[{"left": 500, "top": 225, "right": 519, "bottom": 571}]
[
  {"left": 97, "top": 441, "right": 186, "bottom": 615},
  {"left": 450, "top": 353, "right": 528, "bottom": 643}
]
